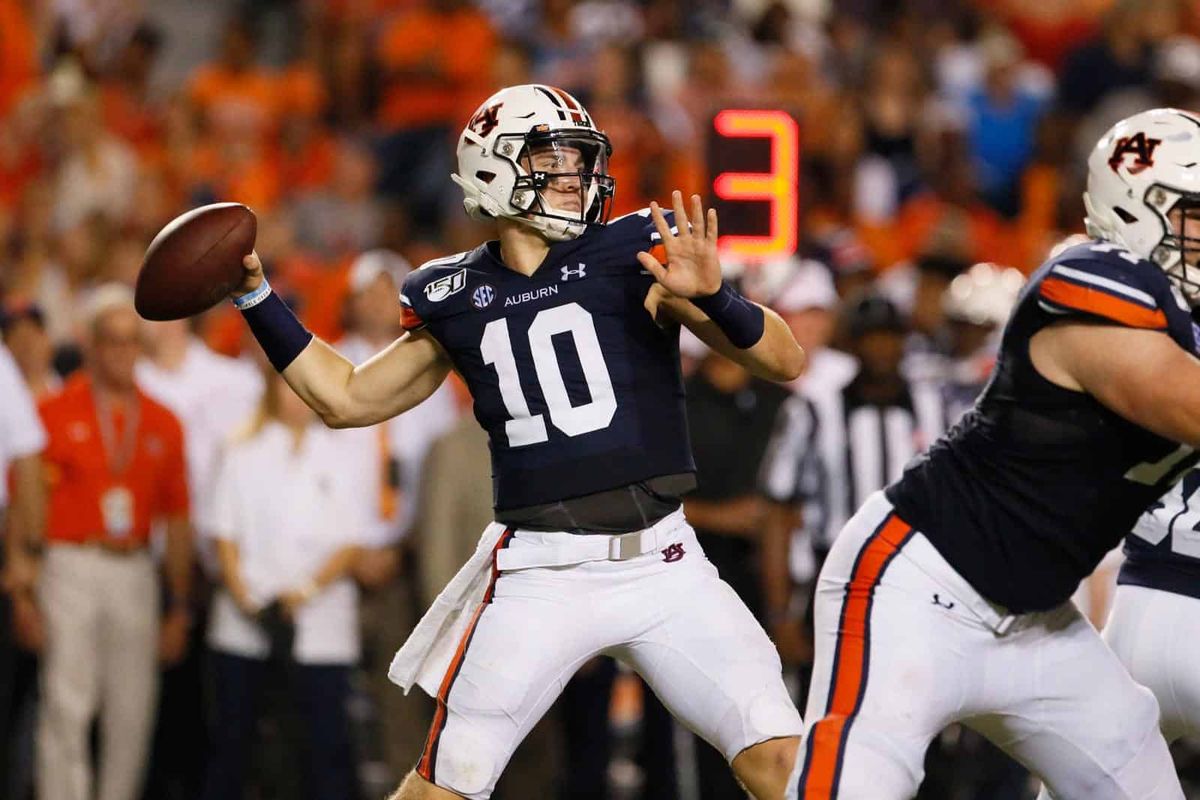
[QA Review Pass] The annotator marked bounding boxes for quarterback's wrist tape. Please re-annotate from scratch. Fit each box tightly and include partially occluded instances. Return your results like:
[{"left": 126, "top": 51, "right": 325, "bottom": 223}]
[
  {"left": 237, "top": 283, "right": 313, "bottom": 371},
  {"left": 232, "top": 279, "right": 272, "bottom": 310},
  {"left": 692, "top": 281, "right": 765, "bottom": 348}
]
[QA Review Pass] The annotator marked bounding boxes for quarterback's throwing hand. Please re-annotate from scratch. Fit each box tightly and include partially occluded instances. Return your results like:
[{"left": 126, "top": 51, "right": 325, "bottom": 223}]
[
  {"left": 231, "top": 251, "right": 266, "bottom": 299},
  {"left": 637, "top": 191, "right": 722, "bottom": 299}
]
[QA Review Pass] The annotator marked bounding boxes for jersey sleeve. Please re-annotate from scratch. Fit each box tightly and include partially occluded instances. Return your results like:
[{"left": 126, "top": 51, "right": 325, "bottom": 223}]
[
  {"left": 399, "top": 253, "right": 472, "bottom": 333},
  {"left": 605, "top": 207, "right": 678, "bottom": 267},
  {"left": 399, "top": 270, "right": 429, "bottom": 333},
  {"left": 1036, "top": 250, "right": 1169, "bottom": 330},
  {"left": 639, "top": 208, "right": 677, "bottom": 264}
]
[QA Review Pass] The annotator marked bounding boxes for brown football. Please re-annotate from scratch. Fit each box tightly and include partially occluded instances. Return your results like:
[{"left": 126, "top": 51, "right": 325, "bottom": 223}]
[{"left": 135, "top": 203, "right": 257, "bottom": 321}]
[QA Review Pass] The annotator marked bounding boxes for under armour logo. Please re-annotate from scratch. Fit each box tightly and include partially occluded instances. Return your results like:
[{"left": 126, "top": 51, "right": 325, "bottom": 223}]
[
  {"left": 662, "top": 543, "right": 685, "bottom": 563},
  {"left": 932, "top": 593, "right": 955, "bottom": 610},
  {"left": 561, "top": 263, "right": 586, "bottom": 281}
]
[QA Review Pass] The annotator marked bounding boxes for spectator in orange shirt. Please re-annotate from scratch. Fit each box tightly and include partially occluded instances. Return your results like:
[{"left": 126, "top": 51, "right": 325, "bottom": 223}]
[
  {"left": 99, "top": 23, "right": 166, "bottom": 166},
  {"left": 32, "top": 285, "right": 192, "bottom": 800},
  {"left": 188, "top": 19, "right": 280, "bottom": 147},
  {"left": 0, "top": 0, "right": 39, "bottom": 118},
  {"left": 373, "top": 0, "right": 496, "bottom": 232}
]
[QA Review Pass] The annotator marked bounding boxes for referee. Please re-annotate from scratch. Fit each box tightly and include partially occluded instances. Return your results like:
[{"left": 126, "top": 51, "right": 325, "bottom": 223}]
[{"left": 759, "top": 294, "right": 944, "bottom": 660}]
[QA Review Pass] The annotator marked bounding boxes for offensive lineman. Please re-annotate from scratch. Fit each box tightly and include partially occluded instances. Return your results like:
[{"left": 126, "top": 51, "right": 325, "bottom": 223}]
[
  {"left": 1032, "top": 225, "right": 1200, "bottom": 798},
  {"left": 227, "top": 85, "right": 805, "bottom": 799},
  {"left": 793, "top": 108, "right": 1200, "bottom": 799}
]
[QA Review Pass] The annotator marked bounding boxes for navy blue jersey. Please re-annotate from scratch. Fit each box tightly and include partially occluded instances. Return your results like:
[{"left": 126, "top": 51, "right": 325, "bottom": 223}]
[
  {"left": 1121, "top": 467, "right": 1200, "bottom": 599},
  {"left": 399, "top": 210, "right": 695, "bottom": 511},
  {"left": 887, "top": 240, "right": 1200, "bottom": 613}
]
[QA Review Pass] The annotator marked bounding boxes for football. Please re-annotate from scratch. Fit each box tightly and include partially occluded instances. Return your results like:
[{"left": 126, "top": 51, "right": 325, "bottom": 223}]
[{"left": 135, "top": 202, "right": 257, "bottom": 321}]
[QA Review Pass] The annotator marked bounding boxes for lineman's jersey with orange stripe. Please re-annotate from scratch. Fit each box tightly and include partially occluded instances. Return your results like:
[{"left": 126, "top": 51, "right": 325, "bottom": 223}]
[
  {"left": 886, "top": 238, "right": 1200, "bottom": 613},
  {"left": 793, "top": 238, "right": 1191, "bottom": 799}
]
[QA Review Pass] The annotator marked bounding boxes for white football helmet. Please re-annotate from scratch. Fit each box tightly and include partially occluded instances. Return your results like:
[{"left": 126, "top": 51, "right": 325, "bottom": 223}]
[
  {"left": 452, "top": 84, "right": 615, "bottom": 241},
  {"left": 1084, "top": 107, "right": 1200, "bottom": 303}
]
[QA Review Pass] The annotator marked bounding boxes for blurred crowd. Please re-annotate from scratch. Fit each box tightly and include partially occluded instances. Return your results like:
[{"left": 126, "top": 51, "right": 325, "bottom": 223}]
[{"left": 5, "top": 0, "right": 1200, "bottom": 798}]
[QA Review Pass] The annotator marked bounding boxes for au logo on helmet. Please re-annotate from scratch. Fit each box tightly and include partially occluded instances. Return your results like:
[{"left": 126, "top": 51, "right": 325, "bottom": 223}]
[
  {"left": 469, "top": 103, "right": 503, "bottom": 138},
  {"left": 1108, "top": 132, "right": 1163, "bottom": 175}
]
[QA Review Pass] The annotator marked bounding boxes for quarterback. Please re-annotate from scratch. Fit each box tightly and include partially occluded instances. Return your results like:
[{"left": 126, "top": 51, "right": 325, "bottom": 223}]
[
  {"left": 793, "top": 108, "right": 1200, "bottom": 800},
  {"left": 229, "top": 84, "right": 805, "bottom": 800}
]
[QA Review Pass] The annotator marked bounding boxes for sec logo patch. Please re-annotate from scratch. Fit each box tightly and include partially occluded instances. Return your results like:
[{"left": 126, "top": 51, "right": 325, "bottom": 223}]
[{"left": 473, "top": 284, "right": 496, "bottom": 310}]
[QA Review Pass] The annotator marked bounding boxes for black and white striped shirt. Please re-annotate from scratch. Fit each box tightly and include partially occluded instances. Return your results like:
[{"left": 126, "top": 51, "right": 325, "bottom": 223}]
[{"left": 761, "top": 374, "right": 945, "bottom": 578}]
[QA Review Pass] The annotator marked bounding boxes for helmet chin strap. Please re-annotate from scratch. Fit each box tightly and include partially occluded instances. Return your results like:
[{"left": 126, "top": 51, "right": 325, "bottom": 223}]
[{"left": 509, "top": 191, "right": 588, "bottom": 241}]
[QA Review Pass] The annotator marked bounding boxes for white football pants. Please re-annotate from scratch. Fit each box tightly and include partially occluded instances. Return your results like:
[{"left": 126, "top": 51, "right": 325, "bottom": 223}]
[
  {"left": 417, "top": 514, "right": 802, "bottom": 799},
  {"left": 795, "top": 492, "right": 1181, "bottom": 800}
]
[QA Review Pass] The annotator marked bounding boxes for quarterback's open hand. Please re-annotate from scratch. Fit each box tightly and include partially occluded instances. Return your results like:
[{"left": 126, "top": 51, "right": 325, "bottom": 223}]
[{"left": 637, "top": 191, "right": 722, "bottom": 299}]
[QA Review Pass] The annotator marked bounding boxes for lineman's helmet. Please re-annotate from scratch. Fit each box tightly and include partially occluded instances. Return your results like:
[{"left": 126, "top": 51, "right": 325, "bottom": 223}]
[{"left": 1084, "top": 108, "right": 1200, "bottom": 303}]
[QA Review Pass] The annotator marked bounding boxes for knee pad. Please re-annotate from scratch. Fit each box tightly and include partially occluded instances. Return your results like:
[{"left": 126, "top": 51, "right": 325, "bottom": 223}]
[{"left": 426, "top": 723, "right": 505, "bottom": 800}]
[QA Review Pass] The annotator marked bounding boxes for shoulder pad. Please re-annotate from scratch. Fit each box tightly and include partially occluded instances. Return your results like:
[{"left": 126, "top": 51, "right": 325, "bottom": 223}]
[
  {"left": 1036, "top": 241, "right": 1170, "bottom": 330},
  {"left": 602, "top": 207, "right": 678, "bottom": 263},
  {"left": 400, "top": 251, "right": 472, "bottom": 332}
]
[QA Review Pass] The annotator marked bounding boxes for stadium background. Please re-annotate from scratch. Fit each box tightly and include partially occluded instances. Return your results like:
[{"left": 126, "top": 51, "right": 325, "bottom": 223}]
[{"left": 4, "top": 0, "right": 1200, "bottom": 798}]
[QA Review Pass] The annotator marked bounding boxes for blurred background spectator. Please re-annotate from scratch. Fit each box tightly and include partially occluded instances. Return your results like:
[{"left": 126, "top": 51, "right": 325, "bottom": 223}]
[
  {"left": 5, "top": 0, "right": 1200, "bottom": 796},
  {"left": 33, "top": 286, "right": 191, "bottom": 800},
  {"left": 0, "top": 338, "right": 46, "bottom": 800},
  {"left": 203, "top": 366, "right": 369, "bottom": 800}
]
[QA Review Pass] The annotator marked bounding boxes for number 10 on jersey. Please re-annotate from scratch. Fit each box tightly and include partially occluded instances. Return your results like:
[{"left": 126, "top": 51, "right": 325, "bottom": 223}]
[{"left": 481, "top": 303, "right": 618, "bottom": 446}]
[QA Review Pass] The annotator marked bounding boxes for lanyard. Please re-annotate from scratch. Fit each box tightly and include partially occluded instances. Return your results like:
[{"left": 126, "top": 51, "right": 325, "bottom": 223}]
[{"left": 93, "top": 389, "right": 141, "bottom": 477}]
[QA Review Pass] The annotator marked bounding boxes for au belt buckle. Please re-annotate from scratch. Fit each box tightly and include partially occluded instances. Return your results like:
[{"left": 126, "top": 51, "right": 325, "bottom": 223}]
[{"left": 610, "top": 529, "right": 651, "bottom": 560}]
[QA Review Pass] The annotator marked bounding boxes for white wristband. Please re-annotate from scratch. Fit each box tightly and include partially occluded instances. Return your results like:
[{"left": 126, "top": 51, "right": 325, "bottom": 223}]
[{"left": 232, "top": 278, "right": 272, "bottom": 310}]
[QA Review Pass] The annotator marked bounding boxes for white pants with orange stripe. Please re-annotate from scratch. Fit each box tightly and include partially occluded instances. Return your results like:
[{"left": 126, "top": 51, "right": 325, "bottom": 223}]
[
  {"left": 793, "top": 492, "right": 1181, "bottom": 800},
  {"left": 413, "top": 512, "right": 802, "bottom": 799}
]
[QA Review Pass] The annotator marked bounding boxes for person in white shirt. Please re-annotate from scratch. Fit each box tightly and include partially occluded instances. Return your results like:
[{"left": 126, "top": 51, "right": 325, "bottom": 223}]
[
  {"left": 0, "top": 339, "right": 47, "bottom": 596},
  {"left": 0, "top": 341, "right": 47, "bottom": 797},
  {"left": 335, "top": 249, "right": 460, "bottom": 782},
  {"left": 336, "top": 249, "right": 458, "bottom": 562},
  {"left": 202, "top": 367, "right": 370, "bottom": 800},
  {"left": 136, "top": 318, "right": 264, "bottom": 545},
  {"left": 134, "top": 318, "right": 263, "bottom": 800}
]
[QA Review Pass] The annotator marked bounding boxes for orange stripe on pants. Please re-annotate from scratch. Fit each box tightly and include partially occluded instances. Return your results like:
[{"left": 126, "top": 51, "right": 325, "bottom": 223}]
[
  {"left": 417, "top": 528, "right": 514, "bottom": 784},
  {"left": 799, "top": 514, "right": 913, "bottom": 799}
]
